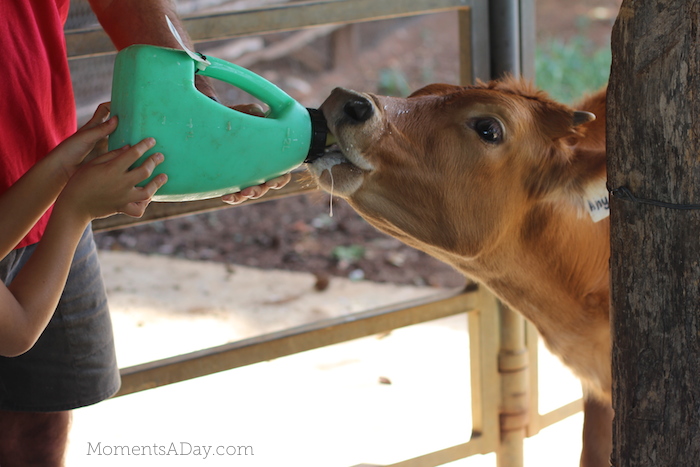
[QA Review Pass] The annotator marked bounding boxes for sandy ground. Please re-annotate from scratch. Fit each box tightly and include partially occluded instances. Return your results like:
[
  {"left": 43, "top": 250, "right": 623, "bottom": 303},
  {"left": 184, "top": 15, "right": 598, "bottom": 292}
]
[{"left": 64, "top": 250, "right": 584, "bottom": 467}]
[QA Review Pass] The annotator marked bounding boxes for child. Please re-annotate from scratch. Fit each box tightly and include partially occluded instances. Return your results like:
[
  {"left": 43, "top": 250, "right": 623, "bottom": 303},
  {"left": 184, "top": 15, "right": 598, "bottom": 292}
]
[{"left": 0, "top": 103, "right": 167, "bottom": 357}]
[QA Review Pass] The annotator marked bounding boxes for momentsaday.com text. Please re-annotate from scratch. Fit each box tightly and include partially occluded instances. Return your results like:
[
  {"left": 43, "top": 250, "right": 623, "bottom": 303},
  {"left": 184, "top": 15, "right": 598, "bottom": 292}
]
[{"left": 87, "top": 442, "right": 253, "bottom": 459}]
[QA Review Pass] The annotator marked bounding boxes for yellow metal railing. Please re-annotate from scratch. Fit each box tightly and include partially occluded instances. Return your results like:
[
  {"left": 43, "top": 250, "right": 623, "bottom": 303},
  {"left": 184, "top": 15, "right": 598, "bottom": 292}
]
[{"left": 66, "top": 1, "right": 583, "bottom": 465}]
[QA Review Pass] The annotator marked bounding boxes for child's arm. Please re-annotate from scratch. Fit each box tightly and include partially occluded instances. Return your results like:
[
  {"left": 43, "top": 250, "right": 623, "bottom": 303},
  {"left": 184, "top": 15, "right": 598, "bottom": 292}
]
[
  {"left": 0, "top": 111, "right": 167, "bottom": 357},
  {"left": 0, "top": 104, "right": 116, "bottom": 260}
]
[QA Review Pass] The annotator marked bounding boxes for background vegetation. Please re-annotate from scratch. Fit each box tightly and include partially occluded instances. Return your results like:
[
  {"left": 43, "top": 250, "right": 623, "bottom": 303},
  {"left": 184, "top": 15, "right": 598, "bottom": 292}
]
[{"left": 535, "top": 35, "right": 611, "bottom": 104}]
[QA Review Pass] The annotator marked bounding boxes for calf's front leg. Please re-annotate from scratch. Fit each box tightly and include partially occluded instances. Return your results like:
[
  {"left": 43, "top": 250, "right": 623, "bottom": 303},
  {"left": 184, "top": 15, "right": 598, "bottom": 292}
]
[{"left": 580, "top": 396, "right": 613, "bottom": 467}]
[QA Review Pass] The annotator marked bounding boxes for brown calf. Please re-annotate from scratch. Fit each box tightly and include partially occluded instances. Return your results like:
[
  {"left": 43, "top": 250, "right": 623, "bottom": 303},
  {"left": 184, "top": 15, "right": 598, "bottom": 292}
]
[{"left": 306, "top": 78, "right": 611, "bottom": 467}]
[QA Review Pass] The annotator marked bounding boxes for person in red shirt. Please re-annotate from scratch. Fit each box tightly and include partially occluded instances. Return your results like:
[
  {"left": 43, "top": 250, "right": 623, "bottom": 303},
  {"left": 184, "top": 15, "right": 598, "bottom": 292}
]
[{"left": 0, "top": 1, "right": 289, "bottom": 465}]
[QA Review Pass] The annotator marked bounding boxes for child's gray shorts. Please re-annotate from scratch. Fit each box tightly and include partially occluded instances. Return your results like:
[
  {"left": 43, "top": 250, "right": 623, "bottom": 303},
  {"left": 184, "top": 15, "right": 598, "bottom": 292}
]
[{"left": 0, "top": 226, "right": 120, "bottom": 411}]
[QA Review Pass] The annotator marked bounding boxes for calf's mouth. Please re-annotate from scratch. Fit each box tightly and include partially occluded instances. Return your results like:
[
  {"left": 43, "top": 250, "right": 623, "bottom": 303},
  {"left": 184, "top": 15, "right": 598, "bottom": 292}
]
[{"left": 305, "top": 87, "right": 378, "bottom": 197}]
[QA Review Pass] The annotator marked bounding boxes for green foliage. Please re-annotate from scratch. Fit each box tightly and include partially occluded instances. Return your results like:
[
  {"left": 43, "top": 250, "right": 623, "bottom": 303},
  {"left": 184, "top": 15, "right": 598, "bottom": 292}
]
[
  {"left": 535, "top": 36, "right": 611, "bottom": 105},
  {"left": 377, "top": 68, "right": 412, "bottom": 97},
  {"left": 332, "top": 244, "right": 366, "bottom": 262}
]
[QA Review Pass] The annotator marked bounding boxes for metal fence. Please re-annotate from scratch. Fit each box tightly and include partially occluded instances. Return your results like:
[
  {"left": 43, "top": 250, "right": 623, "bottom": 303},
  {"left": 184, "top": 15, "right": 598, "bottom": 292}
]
[{"left": 67, "top": 1, "right": 583, "bottom": 465}]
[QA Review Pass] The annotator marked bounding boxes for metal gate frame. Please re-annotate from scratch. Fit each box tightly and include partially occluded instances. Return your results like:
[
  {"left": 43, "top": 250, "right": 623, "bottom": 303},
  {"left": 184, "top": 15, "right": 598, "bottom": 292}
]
[{"left": 67, "top": 1, "right": 583, "bottom": 465}]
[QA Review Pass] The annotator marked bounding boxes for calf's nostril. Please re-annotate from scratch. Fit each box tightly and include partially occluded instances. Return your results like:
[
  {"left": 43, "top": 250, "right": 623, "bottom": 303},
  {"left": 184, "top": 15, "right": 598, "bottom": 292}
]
[{"left": 343, "top": 98, "right": 373, "bottom": 122}]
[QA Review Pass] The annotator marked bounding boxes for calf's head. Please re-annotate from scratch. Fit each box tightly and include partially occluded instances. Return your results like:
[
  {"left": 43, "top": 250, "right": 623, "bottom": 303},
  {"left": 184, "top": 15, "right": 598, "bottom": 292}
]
[{"left": 306, "top": 79, "right": 600, "bottom": 260}]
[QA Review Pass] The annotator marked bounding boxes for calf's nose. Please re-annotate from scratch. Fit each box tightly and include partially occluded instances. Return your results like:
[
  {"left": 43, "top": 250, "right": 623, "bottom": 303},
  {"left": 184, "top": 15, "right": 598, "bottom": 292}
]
[{"left": 343, "top": 95, "right": 374, "bottom": 122}]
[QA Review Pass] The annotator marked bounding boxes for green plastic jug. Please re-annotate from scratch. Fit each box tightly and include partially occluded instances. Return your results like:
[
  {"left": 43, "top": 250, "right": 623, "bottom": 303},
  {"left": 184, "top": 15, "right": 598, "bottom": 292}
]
[{"left": 108, "top": 44, "right": 327, "bottom": 202}]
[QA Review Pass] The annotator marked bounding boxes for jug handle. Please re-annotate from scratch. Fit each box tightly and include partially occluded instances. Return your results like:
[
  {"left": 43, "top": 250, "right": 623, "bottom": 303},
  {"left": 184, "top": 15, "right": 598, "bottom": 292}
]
[{"left": 196, "top": 56, "right": 298, "bottom": 118}]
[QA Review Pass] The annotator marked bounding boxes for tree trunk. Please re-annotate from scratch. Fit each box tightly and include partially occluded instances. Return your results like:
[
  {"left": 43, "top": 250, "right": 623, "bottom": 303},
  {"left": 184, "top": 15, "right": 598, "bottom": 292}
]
[{"left": 608, "top": 1, "right": 700, "bottom": 466}]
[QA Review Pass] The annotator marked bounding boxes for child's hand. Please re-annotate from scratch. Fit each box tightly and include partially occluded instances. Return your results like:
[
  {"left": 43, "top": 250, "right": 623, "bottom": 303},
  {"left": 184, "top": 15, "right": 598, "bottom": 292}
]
[
  {"left": 56, "top": 137, "right": 167, "bottom": 222},
  {"left": 49, "top": 103, "right": 118, "bottom": 182}
]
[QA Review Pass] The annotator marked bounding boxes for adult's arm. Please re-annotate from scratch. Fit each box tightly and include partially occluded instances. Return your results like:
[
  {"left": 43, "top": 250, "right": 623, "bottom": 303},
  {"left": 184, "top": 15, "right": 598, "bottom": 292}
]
[{"left": 88, "top": 0, "right": 216, "bottom": 97}]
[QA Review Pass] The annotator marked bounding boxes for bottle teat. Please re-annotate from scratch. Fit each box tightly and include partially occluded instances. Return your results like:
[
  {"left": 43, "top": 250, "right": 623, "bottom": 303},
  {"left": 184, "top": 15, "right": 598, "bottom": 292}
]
[{"left": 305, "top": 108, "right": 328, "bottom": 163}]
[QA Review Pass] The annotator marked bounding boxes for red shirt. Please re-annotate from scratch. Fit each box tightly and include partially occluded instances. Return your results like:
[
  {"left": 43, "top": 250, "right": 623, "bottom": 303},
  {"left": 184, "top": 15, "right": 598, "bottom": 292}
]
[{"left": 0, "top": 0, "right": 76, "bottom": 248}]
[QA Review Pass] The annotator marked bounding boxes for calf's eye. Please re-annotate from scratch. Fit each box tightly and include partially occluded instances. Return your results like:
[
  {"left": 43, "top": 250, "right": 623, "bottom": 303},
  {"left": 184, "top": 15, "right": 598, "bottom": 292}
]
[{"left": 471, "top": 118, "right": 504, "bottom": 144}]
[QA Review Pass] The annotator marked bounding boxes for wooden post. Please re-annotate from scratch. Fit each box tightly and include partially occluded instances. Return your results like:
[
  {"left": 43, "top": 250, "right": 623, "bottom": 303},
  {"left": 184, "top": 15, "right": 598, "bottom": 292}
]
[
  {"left": 332, "top": 24, "right": 359, "bottom": 70},
  {"left": 497, "top": 303, "right": 529, "bottom": 467},
  {"left": 608, "top": 1, "right": 700, "bottom": 465}
]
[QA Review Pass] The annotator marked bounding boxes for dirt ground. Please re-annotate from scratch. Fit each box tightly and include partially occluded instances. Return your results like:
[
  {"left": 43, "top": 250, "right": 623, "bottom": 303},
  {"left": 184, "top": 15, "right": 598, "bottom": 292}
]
[
  {"left": 93, "top": 1, "right": 621, "bottom": 288},
  {"left": 66, "top": 250, "right": 584, "bottom": 467}
]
